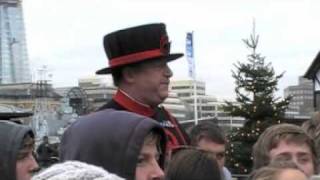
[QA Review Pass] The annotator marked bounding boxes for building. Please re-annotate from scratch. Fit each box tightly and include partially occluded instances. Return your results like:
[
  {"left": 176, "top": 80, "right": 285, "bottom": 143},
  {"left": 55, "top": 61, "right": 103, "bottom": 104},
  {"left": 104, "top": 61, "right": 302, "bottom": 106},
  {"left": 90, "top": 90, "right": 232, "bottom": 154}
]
[
  {"left": 58, "top": 78, "right": 246, "bottom": 127},
  {"left": 0, "top": 82, "right": 61, "bottom": 110},
  {"left": 206, "top": 101, "right": 244, "bottom": 128},
  {"left": 0, "top": 0, "right": 31, "bottom": 84},
  {"left": 304, "top": 51, "right": 320, "bottom": 110},
  {"left": 76, "top": 76, "right": 189, "bottom": 120},
  {"left": 169, "top": 80, "right": 207, "bottom": 118},
  {"left": 284, "top": 76, "right": 313, "bottom": 118},
  {"left": 162, "top": 92, "right": 189, "bottom": 121},
  {"left": 0, "top": 82, "right": 69, "bottom": 138},
  {"left": 78, "top": 77, "right": 117, "bottom": 111},
  {"left": 170, "top": 80, "right": 245, "bottom": 128},
  {"left": 170, "top": 80, "right": 206, "bottom": 97}
]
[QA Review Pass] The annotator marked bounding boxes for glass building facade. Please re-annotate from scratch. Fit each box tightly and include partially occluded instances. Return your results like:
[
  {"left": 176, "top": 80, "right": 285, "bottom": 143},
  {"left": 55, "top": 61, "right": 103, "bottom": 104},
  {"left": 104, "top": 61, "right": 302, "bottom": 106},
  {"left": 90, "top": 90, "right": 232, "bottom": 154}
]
[{"left": 0, "top": 0, "right": 31, "bottom": 84}]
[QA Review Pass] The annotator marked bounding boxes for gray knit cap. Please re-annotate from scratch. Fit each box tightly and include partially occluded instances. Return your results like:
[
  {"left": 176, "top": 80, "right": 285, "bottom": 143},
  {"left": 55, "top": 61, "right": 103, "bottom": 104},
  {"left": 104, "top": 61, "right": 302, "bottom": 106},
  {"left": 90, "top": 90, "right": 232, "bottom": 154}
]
[{"left": 32, "top": 161, "right": 125, "bottom": 180}]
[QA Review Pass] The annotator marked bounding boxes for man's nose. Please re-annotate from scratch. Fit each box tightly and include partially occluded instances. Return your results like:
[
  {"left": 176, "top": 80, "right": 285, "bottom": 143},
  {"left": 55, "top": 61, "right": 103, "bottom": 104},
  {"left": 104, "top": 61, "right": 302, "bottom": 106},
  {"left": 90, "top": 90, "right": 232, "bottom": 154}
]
[
  {"left": 291, "top": 157, "right": 307, "bottom": 174},
  {"left": 150, "top": 160, "right": 165, "bottom": 180},
  {"left": 29, "top": 154, "right": 39, "bottom": 172},
  {"left": 165, "top": 65, "right": 173, "bottom": 77}
]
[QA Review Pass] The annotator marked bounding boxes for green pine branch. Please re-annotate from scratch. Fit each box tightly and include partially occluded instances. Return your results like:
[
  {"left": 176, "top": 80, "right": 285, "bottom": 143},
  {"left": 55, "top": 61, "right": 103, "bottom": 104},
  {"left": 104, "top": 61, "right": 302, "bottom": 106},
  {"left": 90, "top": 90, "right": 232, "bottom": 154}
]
[{"left": 224, "top": 22, "right": 291, "bottom": 174}]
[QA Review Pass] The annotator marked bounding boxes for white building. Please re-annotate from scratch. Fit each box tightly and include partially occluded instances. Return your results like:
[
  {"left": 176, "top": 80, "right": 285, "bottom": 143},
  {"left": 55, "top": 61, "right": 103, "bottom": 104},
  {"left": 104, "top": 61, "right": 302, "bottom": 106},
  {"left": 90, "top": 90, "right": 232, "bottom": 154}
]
[
  {"left": 162, "top": 92, "right": 189, "bottom": 121},
  {"left": 170, "top": 80, "right": 245, "bottom": 128}
]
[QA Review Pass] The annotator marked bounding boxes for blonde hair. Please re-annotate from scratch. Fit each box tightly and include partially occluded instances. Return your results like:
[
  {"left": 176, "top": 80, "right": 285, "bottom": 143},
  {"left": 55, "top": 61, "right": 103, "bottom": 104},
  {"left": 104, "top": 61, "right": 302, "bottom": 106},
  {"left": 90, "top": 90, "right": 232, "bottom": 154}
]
[{"left": 249, "top": 160, "right": 301, "bottom": 180}]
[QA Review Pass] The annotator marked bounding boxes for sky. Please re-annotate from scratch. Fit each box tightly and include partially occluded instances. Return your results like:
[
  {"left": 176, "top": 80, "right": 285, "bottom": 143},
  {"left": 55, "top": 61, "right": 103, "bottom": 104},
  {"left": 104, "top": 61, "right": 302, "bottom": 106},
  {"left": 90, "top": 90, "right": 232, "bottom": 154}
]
[{"left": 22, "top": 0, "right": 320, "bottom": 100}]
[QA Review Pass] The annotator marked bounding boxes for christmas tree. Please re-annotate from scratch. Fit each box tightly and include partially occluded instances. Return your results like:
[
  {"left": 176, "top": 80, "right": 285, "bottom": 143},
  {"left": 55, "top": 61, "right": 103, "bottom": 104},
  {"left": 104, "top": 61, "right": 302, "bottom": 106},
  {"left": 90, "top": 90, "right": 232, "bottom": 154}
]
[{"left": 223, "top": 24, "right": 291, "bottom": 174}]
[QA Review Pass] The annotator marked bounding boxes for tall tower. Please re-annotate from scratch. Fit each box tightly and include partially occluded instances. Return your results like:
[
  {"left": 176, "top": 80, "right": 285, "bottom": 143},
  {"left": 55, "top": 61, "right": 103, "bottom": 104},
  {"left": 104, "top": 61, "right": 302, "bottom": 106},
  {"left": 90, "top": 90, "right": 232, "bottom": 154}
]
[
  {"left": 0, "top": 0, "right": 31, "bottom": 84},
  {"left": 32, "top": 66, "right": 50, "bottom": 140}
]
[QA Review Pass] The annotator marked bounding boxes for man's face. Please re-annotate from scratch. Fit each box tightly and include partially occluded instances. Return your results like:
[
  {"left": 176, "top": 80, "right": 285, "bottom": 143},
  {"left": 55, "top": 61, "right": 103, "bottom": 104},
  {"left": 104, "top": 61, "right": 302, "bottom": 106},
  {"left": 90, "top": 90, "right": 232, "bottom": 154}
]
[
  {"left": 130, "top": 60, "right": 172, "bottom": 107},
  {"left": 135, "top": 138, "right": 164, "bottom": 180},
  {"left": 269, "top": 140, "right": 314, "bottom": 177},
  {"left": 197, "top": 138, "right": 226, "bottom": 169},
  {"left": 16, "top": 150, "right": 39, "bottom": 180}
]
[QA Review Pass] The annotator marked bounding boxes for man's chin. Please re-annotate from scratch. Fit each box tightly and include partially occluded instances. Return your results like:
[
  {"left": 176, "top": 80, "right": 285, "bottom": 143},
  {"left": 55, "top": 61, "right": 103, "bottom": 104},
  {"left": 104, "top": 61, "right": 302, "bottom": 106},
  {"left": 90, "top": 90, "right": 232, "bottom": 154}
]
[{"left": 160, "top": 92, "right": 169, "bottom": 100}]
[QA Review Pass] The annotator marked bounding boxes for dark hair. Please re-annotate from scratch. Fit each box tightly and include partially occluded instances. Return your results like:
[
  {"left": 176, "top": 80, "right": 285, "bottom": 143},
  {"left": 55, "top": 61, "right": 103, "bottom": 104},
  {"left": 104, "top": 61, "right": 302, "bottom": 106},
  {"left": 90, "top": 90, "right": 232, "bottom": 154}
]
[
  {"left": 17, "top": 133, "right": 35, "bottom": 161},
  {"left": 111, "top": 64, "right": 142, "bottom": 87},
  {"left": 189, "top": 122, "right": 226, "bottom": 146},
  {"left": 166, "top": 148, "right": 222, "bottom": 180},
  {"left": 144, "top": 129, "right": 165, "bottom": 168}
]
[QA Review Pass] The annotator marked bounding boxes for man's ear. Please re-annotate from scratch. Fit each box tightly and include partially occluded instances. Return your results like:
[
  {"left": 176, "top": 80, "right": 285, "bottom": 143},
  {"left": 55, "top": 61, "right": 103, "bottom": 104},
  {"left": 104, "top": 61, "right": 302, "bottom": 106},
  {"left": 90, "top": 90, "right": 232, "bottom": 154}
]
[{"left": 122, "top": 67, "right": 136, "bottom": 83}]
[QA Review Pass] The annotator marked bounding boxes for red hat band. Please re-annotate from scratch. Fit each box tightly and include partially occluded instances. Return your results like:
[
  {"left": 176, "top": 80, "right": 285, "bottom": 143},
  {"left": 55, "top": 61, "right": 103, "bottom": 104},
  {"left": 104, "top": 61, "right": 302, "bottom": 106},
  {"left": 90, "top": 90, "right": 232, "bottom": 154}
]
[
  {"left": 109, "top": 49, "right": 164, "bottom": 67},
  {"left": 96, "top": 23, "right": 183, "bottom": 74}
]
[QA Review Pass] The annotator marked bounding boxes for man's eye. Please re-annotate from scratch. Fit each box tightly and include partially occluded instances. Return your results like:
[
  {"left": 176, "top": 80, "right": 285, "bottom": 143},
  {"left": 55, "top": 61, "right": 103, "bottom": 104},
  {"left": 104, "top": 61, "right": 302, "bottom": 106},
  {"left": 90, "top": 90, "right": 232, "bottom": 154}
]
[
  {"left": 137, "top": 157, "right": 147, "bottom": 166},
  {"left": 276, "top": 154, "right": 291, "bottom": 161},
  {"left": 149, "top": 61, "right": 166, "bottom": 68},
  {"left": 216, "top": 153, "right": 225, "bottom": 159},
  {"left": 17, "top": 152, "right": 29, "bottom": 160},
  {"left": 299, "top": 157, "right": 311, "bottom": 164}
]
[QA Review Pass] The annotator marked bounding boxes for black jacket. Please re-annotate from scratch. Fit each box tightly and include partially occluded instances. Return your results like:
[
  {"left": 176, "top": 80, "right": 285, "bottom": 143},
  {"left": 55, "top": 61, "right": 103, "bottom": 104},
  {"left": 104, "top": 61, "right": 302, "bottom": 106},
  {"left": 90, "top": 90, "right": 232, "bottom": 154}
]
[
  {"left": 0, "top": 121, "right": 34, "bottom": 180},
  {"left": 60, "top": 109, "right": 166, "bottom": 180}
]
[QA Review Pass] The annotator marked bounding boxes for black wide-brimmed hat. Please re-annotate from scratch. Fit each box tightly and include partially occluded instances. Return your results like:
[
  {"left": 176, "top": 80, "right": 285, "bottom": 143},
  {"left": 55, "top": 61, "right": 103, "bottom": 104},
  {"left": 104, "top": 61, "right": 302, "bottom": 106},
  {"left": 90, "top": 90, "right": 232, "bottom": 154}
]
[{"left": 96, "top": 23, "right": 184, "bottom": 74}]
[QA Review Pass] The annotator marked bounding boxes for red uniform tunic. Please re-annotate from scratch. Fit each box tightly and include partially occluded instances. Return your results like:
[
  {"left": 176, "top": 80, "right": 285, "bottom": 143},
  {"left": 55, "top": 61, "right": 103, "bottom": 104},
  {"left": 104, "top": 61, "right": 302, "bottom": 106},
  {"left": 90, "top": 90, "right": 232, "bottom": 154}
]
[{"left": 98, "top": 90, "right": 190, "bottom": 151}]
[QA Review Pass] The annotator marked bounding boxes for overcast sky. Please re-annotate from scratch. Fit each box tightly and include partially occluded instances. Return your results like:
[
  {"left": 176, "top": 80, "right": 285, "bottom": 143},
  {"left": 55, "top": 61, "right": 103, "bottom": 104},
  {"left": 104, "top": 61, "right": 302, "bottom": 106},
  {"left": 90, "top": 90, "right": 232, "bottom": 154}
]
[{"left": 22, "top": 0, "right": 320, "bottom": 100}]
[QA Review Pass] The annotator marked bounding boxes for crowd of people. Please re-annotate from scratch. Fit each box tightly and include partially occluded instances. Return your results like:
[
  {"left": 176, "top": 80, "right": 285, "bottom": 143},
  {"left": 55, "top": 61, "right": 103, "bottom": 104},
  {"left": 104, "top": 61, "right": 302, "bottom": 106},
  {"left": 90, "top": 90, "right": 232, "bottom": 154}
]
[{"left": 1, "top": 22, "right": 320, "bottom": 180}]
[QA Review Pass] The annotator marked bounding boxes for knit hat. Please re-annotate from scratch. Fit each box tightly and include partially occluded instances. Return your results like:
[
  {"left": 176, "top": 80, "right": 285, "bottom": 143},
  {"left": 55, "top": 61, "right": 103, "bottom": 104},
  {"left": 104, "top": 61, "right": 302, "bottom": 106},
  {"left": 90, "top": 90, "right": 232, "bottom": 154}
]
[{"left": 32, "top": 161, "right": 125, "bottom": 180}]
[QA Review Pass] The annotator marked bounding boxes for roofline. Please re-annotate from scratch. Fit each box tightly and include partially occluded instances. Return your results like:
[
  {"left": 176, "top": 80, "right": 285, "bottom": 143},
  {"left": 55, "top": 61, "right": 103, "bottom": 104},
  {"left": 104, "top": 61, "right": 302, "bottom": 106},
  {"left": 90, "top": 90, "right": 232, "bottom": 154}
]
[
  {"left": 0, "top": 112, "right": 33, "bottom": 119},
  {"left": 304, "top": 51, "right": 320, "bottom": 79}
]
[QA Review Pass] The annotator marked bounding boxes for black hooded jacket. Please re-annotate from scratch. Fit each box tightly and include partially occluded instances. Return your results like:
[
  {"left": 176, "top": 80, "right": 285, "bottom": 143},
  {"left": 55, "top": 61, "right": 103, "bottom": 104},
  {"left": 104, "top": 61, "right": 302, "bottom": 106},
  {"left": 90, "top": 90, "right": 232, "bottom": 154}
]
[
  {"left": 60, "top": 109, "right": 166, "bottom": 180},
  {"left": 0, "top": 121, "right": 34, "bottom": 180}
]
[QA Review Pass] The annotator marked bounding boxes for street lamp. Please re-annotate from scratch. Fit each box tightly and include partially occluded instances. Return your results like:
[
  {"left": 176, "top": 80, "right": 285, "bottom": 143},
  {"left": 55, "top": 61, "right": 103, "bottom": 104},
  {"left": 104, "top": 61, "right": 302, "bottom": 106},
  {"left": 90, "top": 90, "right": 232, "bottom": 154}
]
[{"left": 304, "top": 51, "right": 320, "bottom": 111}]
